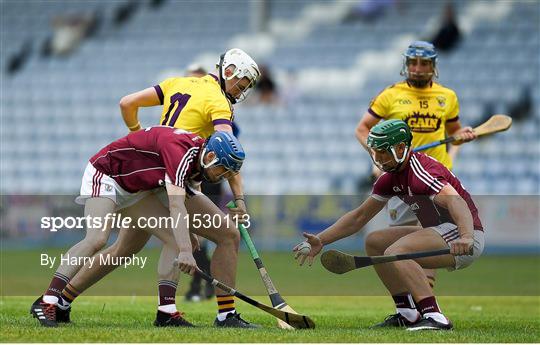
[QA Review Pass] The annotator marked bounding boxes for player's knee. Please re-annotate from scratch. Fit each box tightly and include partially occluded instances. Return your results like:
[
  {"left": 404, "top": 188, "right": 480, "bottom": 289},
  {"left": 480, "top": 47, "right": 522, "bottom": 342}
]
[
  {"left": 365, "top": 231, "right": 387, "bottom": 255},
  {"left": 384, "top": 243, "right": 411, "bottom": 256},
  {"left": 220, "top": 225, "right": 240, "bottom": 249},
  {"left": 84, "top": 235, "right": 109, "bottom": 253},
  {"left": 109, "top": 242, "right": 139, "bottom": 257},
  {"left": 108, "top": 245, "right": 123, "bottom": 258}
]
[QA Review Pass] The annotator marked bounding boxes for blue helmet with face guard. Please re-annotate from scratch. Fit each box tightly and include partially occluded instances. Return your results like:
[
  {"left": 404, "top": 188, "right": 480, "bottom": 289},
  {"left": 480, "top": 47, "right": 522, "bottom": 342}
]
[
  {"left": 202, "top": 131, "right": 245, "bottom": 175},
  {"left": 400, "top": 41, "right": 439, "bottom": 86}
]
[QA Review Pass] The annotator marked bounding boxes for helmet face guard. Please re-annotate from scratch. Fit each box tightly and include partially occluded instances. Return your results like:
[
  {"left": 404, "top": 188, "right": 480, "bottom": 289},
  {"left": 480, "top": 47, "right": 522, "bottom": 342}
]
[
  {"left": 367, "top": 120, "right": 413, "bottom": 173},
  {"left": 217, "top": 48, "right": 260, "bottom": 104},
  {"left": 368, "top": 144, "right": 409, "bottom": 173},
  {"left": 227, "top": 73, "right": 258, "bottom": 103},
  {"left": 200, "top": 149, "right": 240, "bottom": 182},
  {"left": 400, "top": 41, "right": 438, "bottom": 87}
]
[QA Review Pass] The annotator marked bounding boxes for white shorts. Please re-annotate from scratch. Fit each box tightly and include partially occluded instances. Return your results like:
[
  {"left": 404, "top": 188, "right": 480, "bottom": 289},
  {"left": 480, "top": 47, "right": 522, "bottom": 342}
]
[
  {"left": 75, "top": 162, "right": 151, "bottom": 211},
  {"left": 430, "top": 222, "right": 485, "bottom": 271},
  {"left": 386, "top": 197, "right": 418, "bottom": 226}
]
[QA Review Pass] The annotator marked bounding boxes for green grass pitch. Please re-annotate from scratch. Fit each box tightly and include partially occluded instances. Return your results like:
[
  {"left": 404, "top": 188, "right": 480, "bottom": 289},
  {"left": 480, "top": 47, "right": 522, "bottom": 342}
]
[{"left": 1, "top": 250, "right": 539, "bottom": 342}]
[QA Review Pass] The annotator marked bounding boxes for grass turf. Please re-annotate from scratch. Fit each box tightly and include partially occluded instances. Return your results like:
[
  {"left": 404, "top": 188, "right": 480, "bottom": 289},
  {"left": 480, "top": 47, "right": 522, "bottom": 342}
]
[
  {"left": 2, "top": 249, "right": 539, "bottom": 296},
  {"left": 1, "top": 296, "right": 539, "bottom": 342},
  {"left": 1, "top": 250, "right": 539, "bottom": 342}
]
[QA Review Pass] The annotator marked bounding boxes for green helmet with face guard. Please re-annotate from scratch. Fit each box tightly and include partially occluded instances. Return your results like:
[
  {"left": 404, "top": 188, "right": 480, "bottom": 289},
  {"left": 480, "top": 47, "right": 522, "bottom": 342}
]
[{"left": 367, "top": 120, "right": 413, "bottom": 172}]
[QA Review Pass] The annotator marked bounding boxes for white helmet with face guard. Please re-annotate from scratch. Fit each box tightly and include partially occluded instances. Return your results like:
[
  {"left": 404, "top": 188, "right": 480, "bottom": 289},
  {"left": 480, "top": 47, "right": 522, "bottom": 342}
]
[{"left": 217, "top": 48, "right": 260, "bottom": 103}]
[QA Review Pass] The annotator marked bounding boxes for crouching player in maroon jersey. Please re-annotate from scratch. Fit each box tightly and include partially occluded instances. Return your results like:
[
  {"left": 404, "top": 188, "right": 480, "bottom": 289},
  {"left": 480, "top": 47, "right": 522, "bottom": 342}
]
[
  {"left": 31, "top": 127, "right": 258, "bottom": 328},
  {"left": 294, "top": 120, "right": 484, "bottom": 331}
]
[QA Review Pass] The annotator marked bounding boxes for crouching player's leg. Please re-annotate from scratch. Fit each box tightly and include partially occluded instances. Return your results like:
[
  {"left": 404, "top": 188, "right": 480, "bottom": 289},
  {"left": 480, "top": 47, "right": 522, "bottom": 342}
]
[
  {"left": 30, "top": 195, "right": 116, "bottom": 327},
  {"left": 57, "top": 193, "right": 195, "bottom": 327},
  {"left": 60, "top": 222, "right": 150, "bottom": 309},
  {"left": 386, "top": 197, "right": 438, "bottom": 290},
  {"left": 378, "top": 224, "right": 484, "bottom": 331},
  {"left": 185, "top": 192, "right": 259, "bottom": 328},
  {"left": 365, "top": 226, "right": 424, "bottom": 327}
]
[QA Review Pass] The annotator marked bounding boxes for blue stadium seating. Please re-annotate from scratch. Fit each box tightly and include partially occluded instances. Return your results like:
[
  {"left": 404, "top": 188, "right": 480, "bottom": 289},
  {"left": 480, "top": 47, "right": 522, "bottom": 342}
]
[{"left": 1, "top": 0, "right": 538, "bottom": 196}]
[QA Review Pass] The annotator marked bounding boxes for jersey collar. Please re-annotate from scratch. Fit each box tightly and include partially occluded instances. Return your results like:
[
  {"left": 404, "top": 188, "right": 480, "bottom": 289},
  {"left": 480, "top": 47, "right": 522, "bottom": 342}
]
[
  {"left": 405, "top": 80, "right": 433, "bottom": 89},
  {"left": 208, "top": 73, "right": 219, "bottom": 82}
]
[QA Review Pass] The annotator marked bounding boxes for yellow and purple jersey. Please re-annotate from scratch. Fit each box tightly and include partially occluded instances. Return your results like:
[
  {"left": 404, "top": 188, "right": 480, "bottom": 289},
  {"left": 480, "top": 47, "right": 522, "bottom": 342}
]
[
  {"left": 368, "top": 81, "right": 459, "bottom": 169},
  {"left": 154, "top": 74, "right": 233, "bottom": 139}
]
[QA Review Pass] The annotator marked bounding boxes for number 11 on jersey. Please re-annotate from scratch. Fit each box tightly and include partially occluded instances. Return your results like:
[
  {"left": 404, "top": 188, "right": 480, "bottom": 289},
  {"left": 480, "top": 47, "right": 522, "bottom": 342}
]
[{"left": 161, "top": 93, "right": 192, "bottom": 127}]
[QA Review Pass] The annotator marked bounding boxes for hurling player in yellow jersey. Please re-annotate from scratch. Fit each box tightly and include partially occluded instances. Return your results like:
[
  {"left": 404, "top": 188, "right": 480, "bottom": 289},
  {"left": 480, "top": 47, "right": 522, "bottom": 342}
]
[
  {"left": 119, "top": 48, "right": 259, "bottom": 220},
  {"left": 356, "top": 41, "right": 475, "bottom": 170},
  {"left": 354, "top": 41, "right": 476, "bottom": 328}
]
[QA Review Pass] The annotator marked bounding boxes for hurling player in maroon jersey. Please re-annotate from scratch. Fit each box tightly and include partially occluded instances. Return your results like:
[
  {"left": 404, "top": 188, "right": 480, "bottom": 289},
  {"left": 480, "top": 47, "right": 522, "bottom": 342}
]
[
  {"left": 294, "top": 120, "right": 484, "bottom": 331},
  {"left": 31, "top": 128, "right": 258, "bottom": 328}
]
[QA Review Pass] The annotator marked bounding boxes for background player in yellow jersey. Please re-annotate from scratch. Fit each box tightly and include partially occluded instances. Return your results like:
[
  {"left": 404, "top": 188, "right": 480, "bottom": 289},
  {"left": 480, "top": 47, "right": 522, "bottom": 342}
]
[{"left": 355, "top": 41, "right": 476, "bottom": 327}]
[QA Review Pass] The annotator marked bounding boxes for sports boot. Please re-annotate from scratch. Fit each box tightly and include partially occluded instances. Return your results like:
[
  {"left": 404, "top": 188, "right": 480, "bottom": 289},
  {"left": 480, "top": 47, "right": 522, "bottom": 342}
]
[
  {"left": 371, "top": 313, "right": 420, "bottom": 328},
  {"left": 30, "top": 296, "right": 57, "bottom": 327},
  {"left": 407, "top": 316, "right": 453, "bottom": 331},
  {"left": 153, "top": 310, "right": 195, "bottom": 327},
  {"left": 214, "top": 312, "right": 260, "bottom": 329}
]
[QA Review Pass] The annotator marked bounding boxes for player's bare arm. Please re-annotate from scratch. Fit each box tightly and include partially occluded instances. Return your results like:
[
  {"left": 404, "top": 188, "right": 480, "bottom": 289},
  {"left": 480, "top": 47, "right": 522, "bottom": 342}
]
[
  {"left": 165, "top": 182, "right": 197, "bottom": 276},
  {"left": 432, "top": 184, "right": 474, "bottom": 255},
  {"left": 294, "top": 196, "right": 386, "bottom": 265},
  {"left": 356, "top": 112, "right": 385, "bottom": 178},
  {"left": 226, "top": 173, "right": 248, "bottom": 223},
  {"left": 445, "top": 120, "right": 476, "bottom": 144},
  {"left": 119, "top": 87, "right": 162, "bottom": 132},
  {"left": 445, "top": 120, "right": 464, "bottom": 160},
  {"left": 446, "top": 120, "right": 475, "bottom": 161},
  {"left": 355, "top": 111, "right": 380, "bottom": 152},
  {"left": 212, "top": 122, "right": 248, "bottom": 223},
  {"left": 214, "top": 123, "right": 233, "bottom": 133},
  {"left": 316, "top": 196, "right": 386, "bottom": 245}
]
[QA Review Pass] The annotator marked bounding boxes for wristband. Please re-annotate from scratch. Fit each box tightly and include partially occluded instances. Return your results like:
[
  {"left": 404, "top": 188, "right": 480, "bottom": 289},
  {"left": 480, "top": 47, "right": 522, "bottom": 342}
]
[{"left": 128, "top": 122, "right": 141, "bottom": 130}]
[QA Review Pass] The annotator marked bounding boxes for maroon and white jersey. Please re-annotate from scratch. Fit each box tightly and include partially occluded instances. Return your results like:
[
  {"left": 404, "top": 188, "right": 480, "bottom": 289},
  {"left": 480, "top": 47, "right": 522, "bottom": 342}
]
[
  {"left": 371, "top": 152, "right": 483, "bottom": 231},
  {"left": 90, "top": 126, "right": 203, "bottom": 193}
]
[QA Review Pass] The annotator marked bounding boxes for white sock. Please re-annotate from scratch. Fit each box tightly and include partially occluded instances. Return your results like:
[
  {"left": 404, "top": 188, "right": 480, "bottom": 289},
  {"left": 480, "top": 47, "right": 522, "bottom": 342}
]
[
  {"left": 42, "top": 295, "right": 59, "bottom": 305},
  {"left": 217, "top": 309, "right": 235, "bottom": 321},
  {"left": 423, "top": 312, "right": 448, "bottom": 324},
  {"left": 397, "top": 308, "right": 420, "bottom": 322},
  {"left": 57, "top": 297, "right": 71, "bottom": 310},
  {"left": 158, "top": 304, "right": 177, "bottom": 314}
]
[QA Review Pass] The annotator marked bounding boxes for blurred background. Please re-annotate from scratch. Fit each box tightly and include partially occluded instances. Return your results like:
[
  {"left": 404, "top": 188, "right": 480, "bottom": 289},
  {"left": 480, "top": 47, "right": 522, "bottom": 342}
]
[{"left": 1, "top": 0, "right": 538, "bottom": 261}]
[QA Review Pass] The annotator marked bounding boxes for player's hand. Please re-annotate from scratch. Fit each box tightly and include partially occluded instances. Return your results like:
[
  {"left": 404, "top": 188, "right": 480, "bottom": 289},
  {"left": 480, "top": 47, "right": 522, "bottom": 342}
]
[
  {"left": 229, "top": 198, "right": 249, "bottom": 226},
  {"left": 450, "top": 236, "right": 474, "bottom": 256},
  {"left": 453, "top": 126, "right": 476, "bottom": 144},
  {"left": 293, "top": 232, "right": 323, "bottom": 267},
  {"left": 176, "top": 251, "right": 198, "bottom": 276},
  {"left": 190, "top": 233, "right": 200, "bottom": 253}
]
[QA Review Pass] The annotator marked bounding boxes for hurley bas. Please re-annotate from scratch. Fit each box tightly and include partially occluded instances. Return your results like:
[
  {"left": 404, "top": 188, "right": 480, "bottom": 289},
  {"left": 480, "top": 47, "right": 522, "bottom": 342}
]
[{"left": 40, "top": 253, "right": 148, "bottom": 269}]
